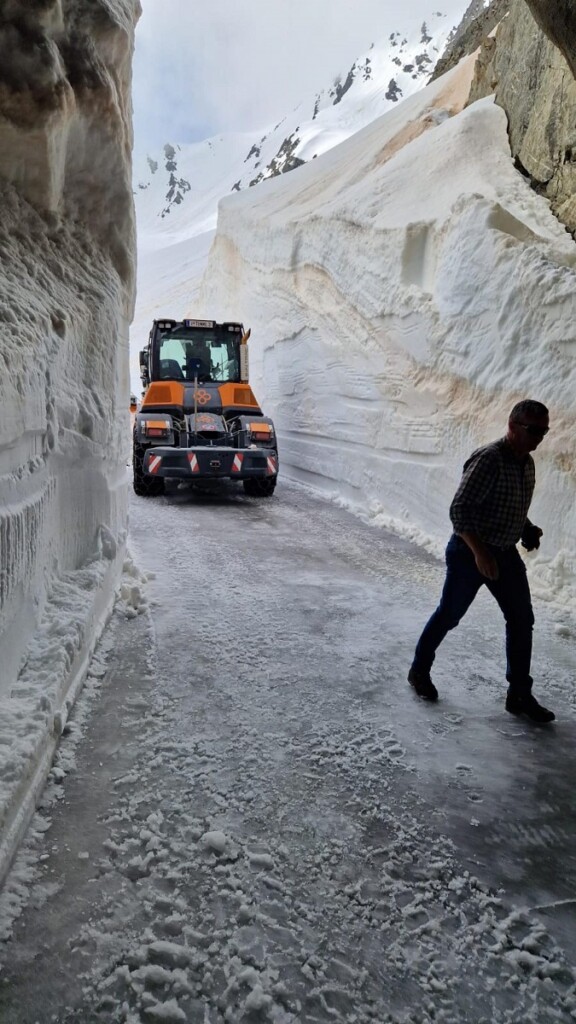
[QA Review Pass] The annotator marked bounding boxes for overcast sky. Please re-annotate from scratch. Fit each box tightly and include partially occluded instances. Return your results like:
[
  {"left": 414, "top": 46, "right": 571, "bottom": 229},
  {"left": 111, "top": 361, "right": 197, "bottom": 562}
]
[{"left": 132, "top": 0, "right": 467, "bottom": 159}]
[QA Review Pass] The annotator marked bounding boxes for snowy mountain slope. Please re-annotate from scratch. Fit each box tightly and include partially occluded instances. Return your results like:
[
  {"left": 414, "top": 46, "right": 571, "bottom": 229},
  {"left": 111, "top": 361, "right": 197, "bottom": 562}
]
[
  {"left": 135, "top": 134, "right": 254, "bottom": 249},
  {"left": 134, "top": 11, "right": 464, "bottom": 245}
]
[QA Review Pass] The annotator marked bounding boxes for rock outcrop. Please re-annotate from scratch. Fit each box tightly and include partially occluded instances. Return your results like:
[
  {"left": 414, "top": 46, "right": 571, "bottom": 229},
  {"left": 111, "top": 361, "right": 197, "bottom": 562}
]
[
  {"left": 431, "top": 0, "right": 511, "bottom": 82},
  {"left": 523, "top": 0, "right": 576, "bottom": 80},
  {"left": 432, "top": 0, "right": 576, "bottom": 237},
  {"left": 468, "top": 0, "right": 576, "bottom": 234}
]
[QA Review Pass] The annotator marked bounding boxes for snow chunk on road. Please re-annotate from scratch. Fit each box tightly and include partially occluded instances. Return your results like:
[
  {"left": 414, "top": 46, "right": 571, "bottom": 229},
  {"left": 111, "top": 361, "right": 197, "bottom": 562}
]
[
  {"left": 200, "top": 829, "right": 229, "bottom": 854},
  {"left": 247, "top": 850, "right": 275, "bottom": 870},
  {"left": 117, "top": 553, "right": 153, "bottom": 619},
  {"left": 141, "top": 997, "right": 187, "bottom": 1022},
  {"left": 146, "top": 941, "right": 194, "bottom": 969}
]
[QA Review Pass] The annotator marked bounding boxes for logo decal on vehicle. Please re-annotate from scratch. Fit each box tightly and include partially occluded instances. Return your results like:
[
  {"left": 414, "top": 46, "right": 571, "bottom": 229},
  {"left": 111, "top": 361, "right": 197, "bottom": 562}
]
[{"left": 195, "top": 389, "right": 212, "bottom": 406}]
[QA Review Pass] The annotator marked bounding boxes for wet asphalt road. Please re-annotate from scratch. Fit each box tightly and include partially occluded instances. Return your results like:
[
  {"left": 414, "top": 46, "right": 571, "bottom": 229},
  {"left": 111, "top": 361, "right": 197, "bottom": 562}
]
[{"left": 0, "top": 479, "right": 576, "bottom": 1023}]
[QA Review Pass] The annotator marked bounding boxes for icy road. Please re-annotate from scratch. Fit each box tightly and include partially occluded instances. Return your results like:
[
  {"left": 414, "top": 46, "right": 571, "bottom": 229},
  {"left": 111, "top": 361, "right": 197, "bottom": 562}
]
[{"left": 1, "top": 481, "right": 576, "bottom": 1023}]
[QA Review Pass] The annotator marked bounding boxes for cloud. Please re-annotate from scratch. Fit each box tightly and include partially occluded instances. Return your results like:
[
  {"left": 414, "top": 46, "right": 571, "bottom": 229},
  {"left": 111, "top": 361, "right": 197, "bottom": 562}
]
[{"left": 132, "top": 0, "right": 466, "bottom": 158}]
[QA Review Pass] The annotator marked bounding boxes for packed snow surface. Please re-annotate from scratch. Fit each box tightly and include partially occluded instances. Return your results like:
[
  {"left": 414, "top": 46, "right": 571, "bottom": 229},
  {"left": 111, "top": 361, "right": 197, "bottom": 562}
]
[{"left": 1, "top": 483, "right": 576, "bottom": 1022}]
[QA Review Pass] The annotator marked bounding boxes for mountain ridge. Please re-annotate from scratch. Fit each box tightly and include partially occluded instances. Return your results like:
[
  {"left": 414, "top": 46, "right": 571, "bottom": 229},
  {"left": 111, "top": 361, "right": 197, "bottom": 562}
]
[{"left": 133, "top": 7, "right": 472, "bottom": 237}]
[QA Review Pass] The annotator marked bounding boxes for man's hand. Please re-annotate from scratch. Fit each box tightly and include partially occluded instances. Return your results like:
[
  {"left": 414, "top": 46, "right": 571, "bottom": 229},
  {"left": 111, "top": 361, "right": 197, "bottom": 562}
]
[
  {"left": 459, "top": 531, "right": 499, "bottom": 580},
  {"left": 521, "top": 523, "right": 543, "bottom": 552},
  {"left": 474, "top": 549, "right": 499, "bottom": 580}
]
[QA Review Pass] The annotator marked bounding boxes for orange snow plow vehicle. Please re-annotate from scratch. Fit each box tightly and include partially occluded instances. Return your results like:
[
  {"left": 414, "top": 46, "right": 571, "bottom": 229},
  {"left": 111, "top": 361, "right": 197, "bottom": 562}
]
[{"left": 133, "top": 318, "right": 278, "bottom": 498}]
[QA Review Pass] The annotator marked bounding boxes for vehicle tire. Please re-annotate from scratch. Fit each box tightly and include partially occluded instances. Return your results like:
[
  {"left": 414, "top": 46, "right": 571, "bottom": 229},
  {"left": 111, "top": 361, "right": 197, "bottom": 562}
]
[
  {"left": 243, "top": 477, "right": 277, "bottom": 498},
  {"left": 133, "top": 440, "right": 165, "bottom": 497}
]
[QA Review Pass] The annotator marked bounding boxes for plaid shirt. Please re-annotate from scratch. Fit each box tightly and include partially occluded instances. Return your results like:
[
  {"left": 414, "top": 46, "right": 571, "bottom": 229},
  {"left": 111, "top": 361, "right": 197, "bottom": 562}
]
[{"left": 449, "top": 438, "right": 535, "bottom": 548}]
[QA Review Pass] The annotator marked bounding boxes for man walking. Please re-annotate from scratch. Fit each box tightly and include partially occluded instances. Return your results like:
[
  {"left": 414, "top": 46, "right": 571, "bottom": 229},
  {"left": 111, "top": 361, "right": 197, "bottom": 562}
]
[{"left": 408, "top": 400, "right": 554, "bottom": 723}]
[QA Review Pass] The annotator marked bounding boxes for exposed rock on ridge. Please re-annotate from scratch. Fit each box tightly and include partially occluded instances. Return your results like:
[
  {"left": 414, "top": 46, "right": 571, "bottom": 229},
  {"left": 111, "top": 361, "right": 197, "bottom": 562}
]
[
  {"left": 523, "top": 0, "right": 576, "bottom": 80},
  {"left": 431, "top": 0, "right": 576, "bottom": 236},
  {"left": 468, "top": 0, "right": 576, "bottom": 234},
  {"left": 431, "top": 0, "right": 511, "bottom": 82}
]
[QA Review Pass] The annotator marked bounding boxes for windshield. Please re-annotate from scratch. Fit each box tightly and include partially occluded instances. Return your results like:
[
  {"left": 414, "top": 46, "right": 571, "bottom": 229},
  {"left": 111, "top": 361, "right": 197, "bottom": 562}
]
[{"left": 157, "top": 327, "right": 241, "bottom": 383}]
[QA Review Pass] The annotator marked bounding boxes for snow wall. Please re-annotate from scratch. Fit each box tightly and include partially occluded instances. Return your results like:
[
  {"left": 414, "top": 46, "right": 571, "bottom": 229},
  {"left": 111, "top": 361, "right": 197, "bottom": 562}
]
[
  {"left": 0, "top": 1, "right": 139, "bottom": 880},
  {"left": 199, "top": 54, "right": 576, "bottom": 608}
]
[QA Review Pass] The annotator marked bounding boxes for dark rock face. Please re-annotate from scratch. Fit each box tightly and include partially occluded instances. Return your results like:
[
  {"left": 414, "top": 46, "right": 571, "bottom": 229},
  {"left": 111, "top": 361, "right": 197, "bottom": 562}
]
[
  {"left": 250, "top": 132, "right": 305, "bottom": 186},
  {"left": 331, "top": 67, "right": 356, "bottom": 105},
  {"left": 431, "top": 0, "right": 576, "bottom": 236},
  {"left": 244, "top": 143, "right": 261, "bottom": 163},
  {"left": 385, "top": 78, "right": 402, "bottom": 102},
  {"left": 160, "top": 144, "right": 191, "bottom": 217},
  {"left": 430, "top": 0, "right": 512, "bottom": 82},
  {"left": 523, "top": 0, "right": 576, "bottom": 80},
  {"left": 469, "top": 0, "right": 576, "bottom": 235}
]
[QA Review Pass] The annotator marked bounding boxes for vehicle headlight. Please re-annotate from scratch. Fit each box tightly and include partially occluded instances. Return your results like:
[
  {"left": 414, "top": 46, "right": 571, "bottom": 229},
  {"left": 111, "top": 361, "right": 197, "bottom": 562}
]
[
  {"left": 140, "top": 418, "right": 172, "bottom": 439},
  {"left": 248, "top": 422, "right": 274, "bottom": 443}
]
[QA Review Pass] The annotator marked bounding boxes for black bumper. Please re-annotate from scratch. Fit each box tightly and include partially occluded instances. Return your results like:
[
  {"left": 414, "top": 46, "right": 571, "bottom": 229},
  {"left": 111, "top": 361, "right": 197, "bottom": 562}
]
[{"left": 144, "top": 446, "right": 278, "bottom": 481}]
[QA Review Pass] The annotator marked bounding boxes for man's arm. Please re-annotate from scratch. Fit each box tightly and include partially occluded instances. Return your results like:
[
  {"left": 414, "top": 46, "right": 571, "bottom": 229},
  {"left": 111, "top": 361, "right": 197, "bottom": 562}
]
[
  {"left": 450, "top": 449, "right": 500, "bottom": 578},
  {"left": 458, "top": 531, "right": 499, "bottom": 580}
]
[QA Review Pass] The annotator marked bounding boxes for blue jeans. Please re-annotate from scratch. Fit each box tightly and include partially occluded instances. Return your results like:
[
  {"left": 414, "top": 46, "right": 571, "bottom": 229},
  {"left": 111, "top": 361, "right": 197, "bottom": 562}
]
[{"left": 413, "top": 534, "right": 534, "bottom": 693}]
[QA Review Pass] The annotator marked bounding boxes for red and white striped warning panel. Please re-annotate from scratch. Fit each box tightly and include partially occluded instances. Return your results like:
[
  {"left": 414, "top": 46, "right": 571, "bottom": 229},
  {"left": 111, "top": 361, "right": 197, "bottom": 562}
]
[
  {"left": 148, "top": 455, "right": 162, "bottom": 475},
  {"left": 232, "top": 454, "right": 244, "bottom": 473},
  {"left": 187, "top": 453, "right": 199, "bottom": 473},
  {"left": 266, "top": 456, "right": 277, "bottom": 476}
]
